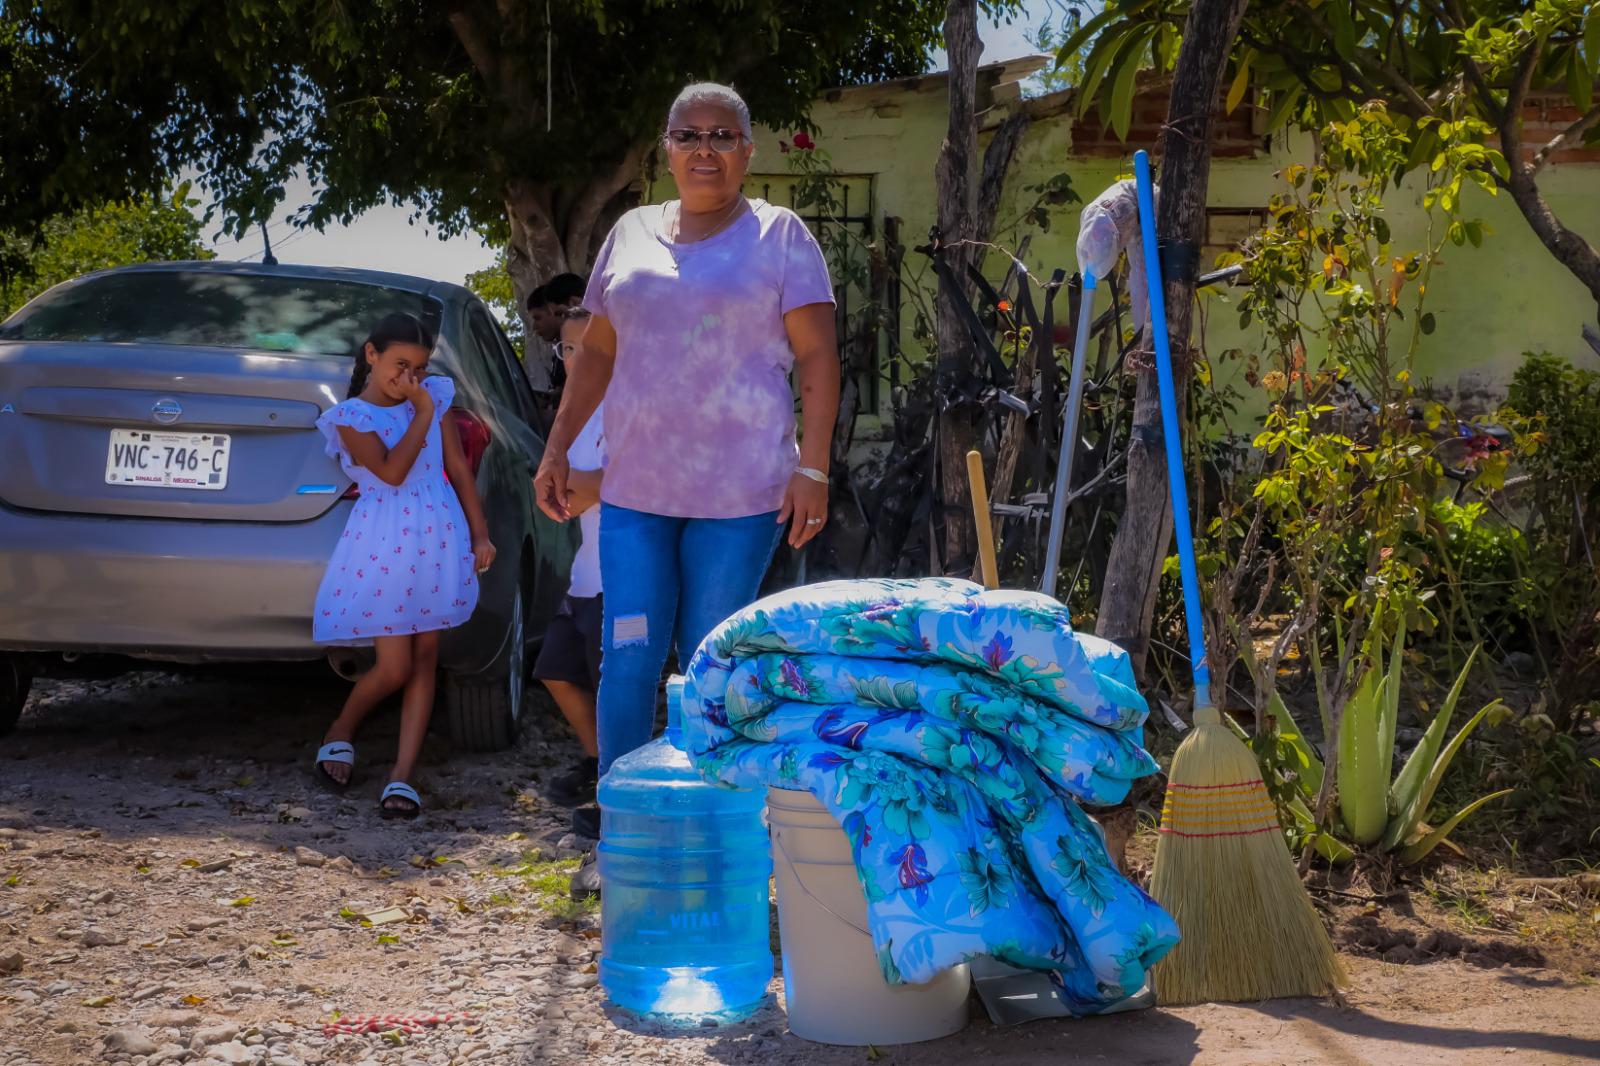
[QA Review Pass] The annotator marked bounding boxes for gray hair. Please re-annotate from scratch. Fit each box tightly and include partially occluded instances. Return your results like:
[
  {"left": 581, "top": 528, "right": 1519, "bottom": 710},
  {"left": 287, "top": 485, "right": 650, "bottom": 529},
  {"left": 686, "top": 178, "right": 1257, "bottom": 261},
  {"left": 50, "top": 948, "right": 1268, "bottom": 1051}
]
[{"left": 667, "top": 82, "right": 753, "bottom": 139}]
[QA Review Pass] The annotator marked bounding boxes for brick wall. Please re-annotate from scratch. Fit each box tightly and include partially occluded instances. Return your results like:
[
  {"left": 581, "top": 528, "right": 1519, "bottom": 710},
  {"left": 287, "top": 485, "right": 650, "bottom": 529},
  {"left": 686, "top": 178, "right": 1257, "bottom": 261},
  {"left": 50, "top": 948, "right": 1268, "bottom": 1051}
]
[
  {"left": 1518, "top": 93, "right": 1600, "bottom": 166},
  {"left": 1068, "top": 80, "right": 1598, "bottom": 167},
  {"left": 1069, "top": 77, "right": 1264, "bottom": 159}
]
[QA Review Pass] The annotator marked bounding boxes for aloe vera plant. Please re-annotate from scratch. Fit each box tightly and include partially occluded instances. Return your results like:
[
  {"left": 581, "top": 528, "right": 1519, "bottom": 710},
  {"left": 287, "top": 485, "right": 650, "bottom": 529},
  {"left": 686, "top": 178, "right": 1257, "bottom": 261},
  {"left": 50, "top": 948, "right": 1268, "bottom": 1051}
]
[
  {"left": 1236, "top": 630, "right": 1510, "bottom": 865},
  {"left": 1336, "top": 640, "right": 1512, "bottom": 864}
]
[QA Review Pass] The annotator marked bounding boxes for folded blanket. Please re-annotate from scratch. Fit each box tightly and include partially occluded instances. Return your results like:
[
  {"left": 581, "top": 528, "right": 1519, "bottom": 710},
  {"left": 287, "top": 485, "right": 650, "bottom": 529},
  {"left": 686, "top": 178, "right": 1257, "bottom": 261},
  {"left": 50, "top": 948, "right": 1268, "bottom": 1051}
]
[{"left": 682, "top": 577, "right": 1180, "bottom": 1014}]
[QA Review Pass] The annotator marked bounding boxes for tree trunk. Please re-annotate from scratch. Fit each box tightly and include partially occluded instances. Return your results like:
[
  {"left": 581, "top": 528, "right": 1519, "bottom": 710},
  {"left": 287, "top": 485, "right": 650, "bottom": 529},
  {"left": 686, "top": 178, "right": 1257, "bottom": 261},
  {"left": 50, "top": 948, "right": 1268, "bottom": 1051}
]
[
  {"left": 502, "top": 149, "right": 645, "bottom": 386},
  {"left": 1499, "top": 51, "right": 1600, "bottom": 327},
  {"left": 1093, "top": 0, "right": 1248, "bottom": 678},
  {"left": 505, "top": 179, "right": 567, "bottom": 336},
  {"left": 934, "top": 0, "right": 983, "bottom": 570}
]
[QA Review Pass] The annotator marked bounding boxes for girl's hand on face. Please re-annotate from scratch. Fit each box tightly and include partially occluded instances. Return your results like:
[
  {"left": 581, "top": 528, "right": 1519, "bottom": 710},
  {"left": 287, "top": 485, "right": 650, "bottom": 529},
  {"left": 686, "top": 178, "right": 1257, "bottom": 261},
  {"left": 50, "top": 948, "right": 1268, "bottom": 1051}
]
[
  {"left": 399, "top": 371, "right": 433, "bottom": 409},
  {"left": 473, "top": 536, "right": 497, "bottom": 574},
  {"left": 777, "top": 472, "right": 829, "bottom": 549}
]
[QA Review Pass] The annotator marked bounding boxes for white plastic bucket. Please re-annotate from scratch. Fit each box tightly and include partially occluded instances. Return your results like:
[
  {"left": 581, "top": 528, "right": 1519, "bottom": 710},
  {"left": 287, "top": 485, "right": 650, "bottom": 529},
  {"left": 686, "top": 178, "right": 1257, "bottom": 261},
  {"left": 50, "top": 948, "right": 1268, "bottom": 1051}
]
[{"left": 767, "top": 786, "right": 971, "bottom": 1045}]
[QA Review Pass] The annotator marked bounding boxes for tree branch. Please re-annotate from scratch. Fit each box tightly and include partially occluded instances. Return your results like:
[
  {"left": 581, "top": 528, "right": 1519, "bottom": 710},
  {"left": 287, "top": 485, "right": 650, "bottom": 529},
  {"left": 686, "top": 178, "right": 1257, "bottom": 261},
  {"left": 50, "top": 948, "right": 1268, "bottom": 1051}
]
[
  {"left": 973, "top": 111, "right": 1031, "bottom": 249},
  {"left": 447, "top": 6, "right": 500, "bottom": 88},
  {"left": 563, "top": 139, "right": 648, "bottom": 269},
  {"left": 1505, "top": 36, "right": 1542, "bottom": 127},
  {"left": 448, "top": 4, "right": 537, "bottom": 128},
  {"left": 1498, "top": 40, "right": 1600, "bottom": 320},
  {"left": 1531, "top": 102, "right": 1600, "bottom": 175},
  {"left": 1362, "top": 54, "right": 1433, "bottom": 118},
  {"left": 1435, "top": 0, "right": 1498, "bottom": 117},
  {"left": 1236, "top": 27, "right": 1348, "bottom": 106},
  {"left": 1285, "top": 2, "right": 1387, "bottom": 103}
]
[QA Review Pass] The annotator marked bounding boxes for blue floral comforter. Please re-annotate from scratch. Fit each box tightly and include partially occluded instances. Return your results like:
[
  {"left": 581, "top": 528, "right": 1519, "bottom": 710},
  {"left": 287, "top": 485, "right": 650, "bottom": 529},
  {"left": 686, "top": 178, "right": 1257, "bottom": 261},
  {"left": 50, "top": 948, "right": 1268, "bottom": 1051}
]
[{"left": 681, "top": 577, "right": 1180, "bottom": 1014}]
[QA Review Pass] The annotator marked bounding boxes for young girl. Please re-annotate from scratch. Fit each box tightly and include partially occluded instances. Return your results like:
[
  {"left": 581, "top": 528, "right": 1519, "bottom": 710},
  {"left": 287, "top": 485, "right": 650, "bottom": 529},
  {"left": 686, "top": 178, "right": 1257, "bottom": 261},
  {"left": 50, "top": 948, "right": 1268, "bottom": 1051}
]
[{"left": 311, "top": 312, "right": 495, "bottom": 819}]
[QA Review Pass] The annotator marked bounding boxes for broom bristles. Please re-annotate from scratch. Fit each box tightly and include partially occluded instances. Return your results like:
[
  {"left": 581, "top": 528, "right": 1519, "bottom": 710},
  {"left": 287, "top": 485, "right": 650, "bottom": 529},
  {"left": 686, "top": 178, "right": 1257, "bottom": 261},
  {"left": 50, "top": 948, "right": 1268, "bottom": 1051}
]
[{"left": 1150, "top": 707, "right": 1347, "bottom": 1005}]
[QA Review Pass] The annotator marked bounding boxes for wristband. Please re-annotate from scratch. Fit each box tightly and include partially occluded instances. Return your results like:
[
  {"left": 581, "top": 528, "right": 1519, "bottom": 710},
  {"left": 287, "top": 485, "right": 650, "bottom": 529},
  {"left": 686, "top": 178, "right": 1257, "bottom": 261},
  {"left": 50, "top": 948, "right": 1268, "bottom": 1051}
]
[{"left": 796, "top": 466, "right": 830, "bottom": 485}]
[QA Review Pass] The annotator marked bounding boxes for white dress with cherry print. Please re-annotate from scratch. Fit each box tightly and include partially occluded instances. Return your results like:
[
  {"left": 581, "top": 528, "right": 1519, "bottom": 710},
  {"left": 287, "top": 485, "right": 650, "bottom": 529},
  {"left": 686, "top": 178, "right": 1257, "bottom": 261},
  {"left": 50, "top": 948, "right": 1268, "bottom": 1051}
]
[{"left": 312, "top": 375, "right": 479, "bottom": 645}]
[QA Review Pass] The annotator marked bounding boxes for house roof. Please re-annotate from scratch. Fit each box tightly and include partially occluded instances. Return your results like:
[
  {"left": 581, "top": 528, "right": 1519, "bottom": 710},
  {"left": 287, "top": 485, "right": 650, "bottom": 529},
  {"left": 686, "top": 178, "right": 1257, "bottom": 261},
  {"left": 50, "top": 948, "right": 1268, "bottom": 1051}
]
[{"left": 822, "top": 54, "right": 1054, "bottom": 100}]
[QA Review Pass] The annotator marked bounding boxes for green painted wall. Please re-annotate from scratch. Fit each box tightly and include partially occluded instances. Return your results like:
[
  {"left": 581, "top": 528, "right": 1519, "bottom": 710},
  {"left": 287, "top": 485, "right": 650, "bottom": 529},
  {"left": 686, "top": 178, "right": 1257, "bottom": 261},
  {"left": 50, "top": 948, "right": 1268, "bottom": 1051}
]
[{"left": 702, "top": 75, "right": 1600, "bottom": 426}]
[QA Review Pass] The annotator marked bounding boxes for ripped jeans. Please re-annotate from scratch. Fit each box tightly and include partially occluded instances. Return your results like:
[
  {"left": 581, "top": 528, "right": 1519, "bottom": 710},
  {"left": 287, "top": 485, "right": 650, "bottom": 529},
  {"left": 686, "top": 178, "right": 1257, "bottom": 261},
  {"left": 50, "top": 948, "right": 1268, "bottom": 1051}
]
[{"left": 595, "top": 503, "right": 782, "bottom": 777}]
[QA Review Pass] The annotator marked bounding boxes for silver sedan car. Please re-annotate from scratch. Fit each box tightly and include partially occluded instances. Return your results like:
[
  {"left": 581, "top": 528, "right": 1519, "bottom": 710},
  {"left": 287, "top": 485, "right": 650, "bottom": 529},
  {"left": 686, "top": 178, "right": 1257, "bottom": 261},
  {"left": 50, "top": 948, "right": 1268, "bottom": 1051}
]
[{"left": 0, "top": 261, "right": 575, "bottom": 748}]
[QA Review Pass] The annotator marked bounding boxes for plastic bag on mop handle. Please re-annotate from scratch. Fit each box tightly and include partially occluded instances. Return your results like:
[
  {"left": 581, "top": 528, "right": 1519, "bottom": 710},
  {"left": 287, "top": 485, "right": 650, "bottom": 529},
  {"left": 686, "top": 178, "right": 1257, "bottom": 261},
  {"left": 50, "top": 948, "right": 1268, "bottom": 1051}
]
[{"left": 1075, "top": 179, "right": 1160, "bottom": 329}]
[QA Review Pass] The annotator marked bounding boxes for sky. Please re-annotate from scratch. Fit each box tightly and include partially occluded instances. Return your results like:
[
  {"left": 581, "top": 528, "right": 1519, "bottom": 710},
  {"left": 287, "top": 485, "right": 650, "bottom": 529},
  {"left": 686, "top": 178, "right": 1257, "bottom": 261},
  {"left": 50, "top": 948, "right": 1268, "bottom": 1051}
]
[{"left": 194, "top": 1, "right": 1070, "bottom": 287}]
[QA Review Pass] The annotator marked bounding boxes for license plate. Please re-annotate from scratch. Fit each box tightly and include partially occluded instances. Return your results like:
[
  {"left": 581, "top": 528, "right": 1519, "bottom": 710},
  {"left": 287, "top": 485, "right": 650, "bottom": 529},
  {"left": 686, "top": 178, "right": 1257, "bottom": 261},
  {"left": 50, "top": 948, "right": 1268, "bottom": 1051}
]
[{"left": 105, "top": 428, "right": 231, "bottom": 490}]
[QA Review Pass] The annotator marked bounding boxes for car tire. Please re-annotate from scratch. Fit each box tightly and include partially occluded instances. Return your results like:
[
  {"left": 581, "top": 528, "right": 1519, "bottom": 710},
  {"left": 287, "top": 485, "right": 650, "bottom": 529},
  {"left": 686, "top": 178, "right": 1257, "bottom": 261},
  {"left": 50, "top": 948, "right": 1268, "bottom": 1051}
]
[
  {"left": 0, "top": 656, "right": 34, "bottom": 737},
  {"left": 443, "top": 579, "right": 528, "bottom": 752}
]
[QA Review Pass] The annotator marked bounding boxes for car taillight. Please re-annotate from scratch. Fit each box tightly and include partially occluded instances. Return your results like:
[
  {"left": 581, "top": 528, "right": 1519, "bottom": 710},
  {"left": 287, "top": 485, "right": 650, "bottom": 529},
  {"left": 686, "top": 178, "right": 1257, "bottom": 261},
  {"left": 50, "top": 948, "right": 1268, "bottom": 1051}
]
[
  {"left": 448, "top": 409, "right": 492, "bottom": 478},
  {"left": 341, "top": 484, "right": 361, "bottom": 501}
]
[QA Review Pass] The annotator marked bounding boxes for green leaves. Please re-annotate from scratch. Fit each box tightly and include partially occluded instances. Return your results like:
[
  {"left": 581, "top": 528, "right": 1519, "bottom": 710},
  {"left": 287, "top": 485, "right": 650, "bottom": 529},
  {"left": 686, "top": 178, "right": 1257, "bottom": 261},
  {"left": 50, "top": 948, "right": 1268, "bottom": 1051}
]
[
  {"left": 1566, "top": 47, "right": 1593, "bottom": 113},
  {"left": 1108, "top": 27, "right": 1158, "bottom": 140},
  {"left": 1226, "top": 50, "right": 1254, "bottom": 114},
  {"left": 1325, "top": 0, "right": 1358, "bottom": 60},
  {"left": 1332, "top": 633, "right": 1512, "bottom": 863},
  {"left": 0, "top": 189, "right": 212, "bottom": 318},
  {"left": 1587, "top": 8, "right": 1600, "bottom": 78},
  {"left": 6, "top": 0, "right": 977, "bottom": 258},
  {"left": 1338, "top": 648, "right": 1394, "bottom": 846}
]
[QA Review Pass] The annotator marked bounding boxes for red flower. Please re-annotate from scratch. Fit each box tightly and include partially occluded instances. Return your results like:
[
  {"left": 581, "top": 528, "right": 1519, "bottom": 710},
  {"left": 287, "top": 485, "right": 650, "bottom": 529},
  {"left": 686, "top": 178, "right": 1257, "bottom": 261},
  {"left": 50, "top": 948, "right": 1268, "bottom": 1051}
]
[
  {"left": 792, "top": 132, "right": 815, "bottom": 151},
  {"left": 1462, "top": 433, "right": 1499, "bottom": 465}
]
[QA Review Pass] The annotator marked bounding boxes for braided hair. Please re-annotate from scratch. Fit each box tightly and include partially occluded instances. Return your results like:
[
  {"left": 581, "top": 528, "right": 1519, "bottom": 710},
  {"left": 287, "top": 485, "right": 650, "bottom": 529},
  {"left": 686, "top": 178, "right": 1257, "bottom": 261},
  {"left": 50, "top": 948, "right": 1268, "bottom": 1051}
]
[{"left": 347, "top": 312, "right": 436, "bottom": 398}]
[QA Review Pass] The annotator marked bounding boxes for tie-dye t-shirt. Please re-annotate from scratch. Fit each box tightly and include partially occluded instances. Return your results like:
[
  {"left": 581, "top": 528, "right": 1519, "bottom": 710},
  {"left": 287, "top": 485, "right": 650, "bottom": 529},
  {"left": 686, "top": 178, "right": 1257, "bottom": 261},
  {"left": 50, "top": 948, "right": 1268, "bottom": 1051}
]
[{"left": 583, "top": 199, "right": 835, "bottom": 519}]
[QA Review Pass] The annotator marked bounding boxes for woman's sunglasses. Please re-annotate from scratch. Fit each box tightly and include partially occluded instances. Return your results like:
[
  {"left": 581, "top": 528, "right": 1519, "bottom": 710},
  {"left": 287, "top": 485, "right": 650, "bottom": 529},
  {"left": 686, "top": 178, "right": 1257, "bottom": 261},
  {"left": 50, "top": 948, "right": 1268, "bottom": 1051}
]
[{"left": 665, "top": 127, "right": 745, "bottom": 153}]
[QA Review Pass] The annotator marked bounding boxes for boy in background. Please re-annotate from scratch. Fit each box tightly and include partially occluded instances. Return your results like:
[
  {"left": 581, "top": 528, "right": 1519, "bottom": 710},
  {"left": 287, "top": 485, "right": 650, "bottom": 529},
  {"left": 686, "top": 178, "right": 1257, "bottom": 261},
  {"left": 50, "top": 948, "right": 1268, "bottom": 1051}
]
[{"left": 531, "top": 306, "right": 604, "bottom": 839}]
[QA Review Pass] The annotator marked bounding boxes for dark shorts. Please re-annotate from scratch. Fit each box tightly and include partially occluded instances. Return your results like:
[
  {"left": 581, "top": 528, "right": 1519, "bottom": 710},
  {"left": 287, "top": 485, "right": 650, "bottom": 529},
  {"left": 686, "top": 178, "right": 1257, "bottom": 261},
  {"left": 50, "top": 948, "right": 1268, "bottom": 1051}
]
[{"left": 532, "top": 594, "right": 602, "bottom": 691}]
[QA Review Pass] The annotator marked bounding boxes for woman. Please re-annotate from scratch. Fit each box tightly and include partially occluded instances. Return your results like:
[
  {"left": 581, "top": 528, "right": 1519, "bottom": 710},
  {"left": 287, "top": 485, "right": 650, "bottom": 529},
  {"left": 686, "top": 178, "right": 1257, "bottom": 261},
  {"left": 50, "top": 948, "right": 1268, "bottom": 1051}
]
[{"left": 534, "top": 82, "right": 839, "bottom": 895}]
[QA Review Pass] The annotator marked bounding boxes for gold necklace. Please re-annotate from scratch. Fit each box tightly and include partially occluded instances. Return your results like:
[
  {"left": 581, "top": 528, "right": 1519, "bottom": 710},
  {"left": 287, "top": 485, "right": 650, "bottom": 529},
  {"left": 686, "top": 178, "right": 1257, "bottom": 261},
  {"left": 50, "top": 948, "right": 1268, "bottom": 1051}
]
[{"left": 670, "top": 197, "right": 745, "bottom": 244}]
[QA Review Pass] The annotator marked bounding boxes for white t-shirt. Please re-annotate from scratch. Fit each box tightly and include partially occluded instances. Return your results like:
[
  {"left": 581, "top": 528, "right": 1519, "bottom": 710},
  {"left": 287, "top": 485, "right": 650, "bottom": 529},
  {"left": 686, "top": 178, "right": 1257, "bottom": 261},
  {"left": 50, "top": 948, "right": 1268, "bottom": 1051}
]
[{"left": 566, "top": 402, "right": 605, "bottom": 599}]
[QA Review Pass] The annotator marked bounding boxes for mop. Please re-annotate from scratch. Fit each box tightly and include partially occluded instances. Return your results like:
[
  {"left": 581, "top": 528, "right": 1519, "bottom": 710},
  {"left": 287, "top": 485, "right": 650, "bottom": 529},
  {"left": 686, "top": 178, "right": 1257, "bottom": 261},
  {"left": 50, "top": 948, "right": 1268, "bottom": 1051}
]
[{"left": 1132, "top": 149, "right": 1346, "bottom": 1004}]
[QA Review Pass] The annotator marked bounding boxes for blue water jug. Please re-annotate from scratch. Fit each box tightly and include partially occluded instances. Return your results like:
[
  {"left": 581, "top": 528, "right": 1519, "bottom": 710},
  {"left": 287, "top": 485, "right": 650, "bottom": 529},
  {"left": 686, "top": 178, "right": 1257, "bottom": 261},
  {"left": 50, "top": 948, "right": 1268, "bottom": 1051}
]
[{"left": 598, "top": 675, "right": 772, "bottom": 1024}]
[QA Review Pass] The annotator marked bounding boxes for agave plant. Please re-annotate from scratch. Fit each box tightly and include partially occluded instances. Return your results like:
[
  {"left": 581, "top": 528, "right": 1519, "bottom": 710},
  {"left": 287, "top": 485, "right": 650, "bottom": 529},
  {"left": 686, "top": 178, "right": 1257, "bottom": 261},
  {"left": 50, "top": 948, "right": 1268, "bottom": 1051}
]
[
  {"left": 1336, "top": 638, "right": 1511, "bottom": 864},
  {"left": 1237, "top": 634, "right": 1510, "bottom": 865}
]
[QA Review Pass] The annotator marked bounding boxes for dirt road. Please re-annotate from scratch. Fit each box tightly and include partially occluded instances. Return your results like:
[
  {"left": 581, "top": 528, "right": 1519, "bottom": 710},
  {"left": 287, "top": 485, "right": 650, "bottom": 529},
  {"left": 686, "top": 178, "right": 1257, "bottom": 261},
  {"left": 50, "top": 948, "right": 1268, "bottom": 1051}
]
[{"left": 1, "top": 669, "right": 1596, "bottom": 1065}]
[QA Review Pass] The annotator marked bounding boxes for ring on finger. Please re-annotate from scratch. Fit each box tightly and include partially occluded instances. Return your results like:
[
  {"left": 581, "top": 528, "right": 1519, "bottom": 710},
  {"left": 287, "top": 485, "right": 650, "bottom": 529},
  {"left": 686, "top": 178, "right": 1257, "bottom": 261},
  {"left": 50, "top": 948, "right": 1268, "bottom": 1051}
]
[{"left": 805, "top": 517, "right": 824, "bottom": 526}]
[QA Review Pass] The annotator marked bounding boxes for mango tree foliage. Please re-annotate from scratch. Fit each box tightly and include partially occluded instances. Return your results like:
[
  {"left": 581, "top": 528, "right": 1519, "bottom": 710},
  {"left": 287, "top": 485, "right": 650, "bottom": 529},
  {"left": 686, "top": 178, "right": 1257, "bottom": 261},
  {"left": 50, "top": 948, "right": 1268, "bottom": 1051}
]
[
  {"left": 1059, "top": 0, "right": 1600, "bottom": 324},
  {"left": 1, "top": 1, "right": 1009, "bottom": 336}
]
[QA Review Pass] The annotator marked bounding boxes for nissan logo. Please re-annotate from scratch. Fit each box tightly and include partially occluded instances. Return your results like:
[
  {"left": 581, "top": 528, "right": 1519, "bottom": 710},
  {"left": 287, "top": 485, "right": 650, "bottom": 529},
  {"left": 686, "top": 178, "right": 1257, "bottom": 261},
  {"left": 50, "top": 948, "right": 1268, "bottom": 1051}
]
[{"left": 151, "top": 398, "right": 183, "bottom": 425}]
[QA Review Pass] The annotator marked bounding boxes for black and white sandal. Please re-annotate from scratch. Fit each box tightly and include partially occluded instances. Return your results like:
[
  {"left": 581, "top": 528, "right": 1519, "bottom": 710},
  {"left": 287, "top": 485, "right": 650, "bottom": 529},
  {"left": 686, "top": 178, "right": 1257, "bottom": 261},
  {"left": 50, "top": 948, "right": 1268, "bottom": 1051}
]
[
  {"left": 379, "top": 781, "right": 422, "bottom": 820},
  {"left": 313, "top": 741, "right": 357, "bottom": 792}
]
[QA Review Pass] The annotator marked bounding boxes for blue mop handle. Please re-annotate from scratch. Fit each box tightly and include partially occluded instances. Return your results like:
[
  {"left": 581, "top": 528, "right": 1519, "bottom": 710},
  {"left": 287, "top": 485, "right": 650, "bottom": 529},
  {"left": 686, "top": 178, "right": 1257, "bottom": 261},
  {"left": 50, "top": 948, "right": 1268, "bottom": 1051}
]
[{"left": 1133, "top": 150, "right": 1211, "bottom": 709}]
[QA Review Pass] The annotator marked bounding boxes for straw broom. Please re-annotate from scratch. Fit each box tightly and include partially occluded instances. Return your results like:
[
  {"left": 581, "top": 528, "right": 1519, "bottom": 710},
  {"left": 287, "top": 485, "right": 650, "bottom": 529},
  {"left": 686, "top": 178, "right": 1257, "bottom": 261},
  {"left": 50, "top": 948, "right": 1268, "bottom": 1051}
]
[
  {"left": 1130, "top": 151, "right": 1345, "bottom": 1004},
  {"left": 1150, "top": 706, "right": 1348, "bottom": 1003}
]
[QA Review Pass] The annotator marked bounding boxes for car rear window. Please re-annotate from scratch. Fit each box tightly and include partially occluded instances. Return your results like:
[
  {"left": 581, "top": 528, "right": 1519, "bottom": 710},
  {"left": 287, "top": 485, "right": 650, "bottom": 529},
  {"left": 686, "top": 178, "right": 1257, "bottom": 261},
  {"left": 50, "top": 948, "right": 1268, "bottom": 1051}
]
[{"left": 0, "top": 271, "right": 442, "bottom": 356}]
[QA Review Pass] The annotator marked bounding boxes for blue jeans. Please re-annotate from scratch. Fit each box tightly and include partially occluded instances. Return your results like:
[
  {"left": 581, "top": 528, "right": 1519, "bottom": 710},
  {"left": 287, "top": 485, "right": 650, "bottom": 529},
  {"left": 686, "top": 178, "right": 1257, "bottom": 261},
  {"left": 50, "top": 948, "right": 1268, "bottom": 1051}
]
[{"left": 596, "top": 504, "right": 781, "bottom": 776}]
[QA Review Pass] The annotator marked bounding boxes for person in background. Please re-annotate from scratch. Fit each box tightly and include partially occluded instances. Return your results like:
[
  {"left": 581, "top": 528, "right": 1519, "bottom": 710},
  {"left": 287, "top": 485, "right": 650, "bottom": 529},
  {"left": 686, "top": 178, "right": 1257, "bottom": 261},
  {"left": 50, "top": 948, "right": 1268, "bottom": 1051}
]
[
  {"left": 533, "top": 81, "right": 839, "bottom": 899},
  {"left": 527, "top": 284, "right": 561, "bottom": 345},
  {"left": 531, "top": 306, "right": 606, "bottom": 841},
  {"left": 543, "top": 273, "right": 586, "bottom": 312},
  {"left": 542, "top": 273, "right": 587, "bottom": 392},
  {"left": 522, "top": 285, "right": 558, "bottom": 396}
]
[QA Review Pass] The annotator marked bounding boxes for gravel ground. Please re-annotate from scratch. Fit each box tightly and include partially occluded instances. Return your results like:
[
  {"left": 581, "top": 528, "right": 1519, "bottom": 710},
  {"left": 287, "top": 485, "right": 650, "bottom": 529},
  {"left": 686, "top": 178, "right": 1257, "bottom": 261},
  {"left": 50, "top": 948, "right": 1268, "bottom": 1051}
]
[{"left": 1, "top": 668, "right": 1597, "bottom": 1066}]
